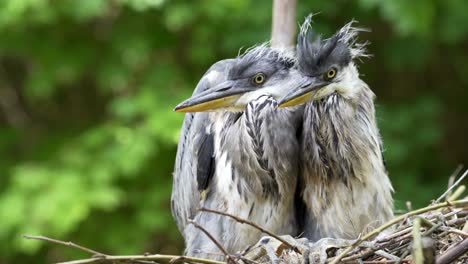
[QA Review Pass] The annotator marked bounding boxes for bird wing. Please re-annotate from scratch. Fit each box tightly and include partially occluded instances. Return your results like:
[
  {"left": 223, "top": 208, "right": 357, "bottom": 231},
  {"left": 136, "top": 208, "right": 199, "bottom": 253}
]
[{"left": 171, "top": 59, "right": 234, "bottom": 233}]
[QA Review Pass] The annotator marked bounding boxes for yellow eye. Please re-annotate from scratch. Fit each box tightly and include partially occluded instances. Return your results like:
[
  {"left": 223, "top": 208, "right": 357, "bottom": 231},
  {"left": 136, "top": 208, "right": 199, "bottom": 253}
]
[
  {"left": 325, "top": 68, "right": 337, "bottom": 80},
  {"left": 253, "top": 73, "right": 266, "bottom": 84}
]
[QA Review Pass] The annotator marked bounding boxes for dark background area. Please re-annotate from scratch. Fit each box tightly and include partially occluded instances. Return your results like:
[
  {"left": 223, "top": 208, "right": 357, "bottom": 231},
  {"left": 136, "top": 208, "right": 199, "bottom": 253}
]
[{"left": 0, "top": 0, "right": 466, "bottom": 263}]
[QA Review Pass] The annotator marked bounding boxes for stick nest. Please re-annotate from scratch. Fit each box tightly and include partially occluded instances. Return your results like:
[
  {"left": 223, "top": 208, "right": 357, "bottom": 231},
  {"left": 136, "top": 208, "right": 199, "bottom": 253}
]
[{"left": 23, "top": 171, "right": 468, "bottom": 264}]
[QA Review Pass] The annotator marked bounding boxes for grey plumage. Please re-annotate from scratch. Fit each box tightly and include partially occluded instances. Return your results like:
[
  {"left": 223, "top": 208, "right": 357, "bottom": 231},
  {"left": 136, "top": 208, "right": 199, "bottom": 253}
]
[
  {"left": 172, "top": 46, "right": 304, "bottom": 259},
  {"left": 172, "top": 59, "right": 234, "bottom": 233},
  {"left": 280, "top": 17, "right": 394, "bottom": 241}
]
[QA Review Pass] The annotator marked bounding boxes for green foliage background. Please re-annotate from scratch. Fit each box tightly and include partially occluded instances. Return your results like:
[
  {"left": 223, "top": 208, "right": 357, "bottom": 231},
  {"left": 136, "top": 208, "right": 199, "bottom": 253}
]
[{"left": 0, "top": 0, "right": 466, "bottom": 263}]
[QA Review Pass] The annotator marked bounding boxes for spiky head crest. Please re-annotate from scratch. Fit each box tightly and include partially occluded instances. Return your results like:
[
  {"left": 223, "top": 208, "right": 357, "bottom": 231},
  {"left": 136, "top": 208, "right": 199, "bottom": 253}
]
[{"left": 297, "top": 15, "right": 370, "bottom": 74}]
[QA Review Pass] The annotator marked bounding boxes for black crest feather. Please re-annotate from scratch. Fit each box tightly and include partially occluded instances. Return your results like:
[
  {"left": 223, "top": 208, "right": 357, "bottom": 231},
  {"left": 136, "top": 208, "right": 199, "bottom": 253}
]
[{"left": 297, "top": 15, "right": 370, "bottom": 74}]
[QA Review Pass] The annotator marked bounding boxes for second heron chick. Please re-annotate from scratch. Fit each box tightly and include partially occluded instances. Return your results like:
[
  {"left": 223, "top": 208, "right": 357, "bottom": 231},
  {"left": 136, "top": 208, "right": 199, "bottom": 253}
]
[
  {"left": 174, "top": 45, "right": 305, "bottom": 259},
  {"left": 280, "top": 17, "right": 394, "bottom": 241}
]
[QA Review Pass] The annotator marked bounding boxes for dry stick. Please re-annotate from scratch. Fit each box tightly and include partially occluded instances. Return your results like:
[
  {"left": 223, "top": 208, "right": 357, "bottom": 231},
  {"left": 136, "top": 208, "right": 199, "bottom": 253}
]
[
  {"left": 422, "top": 223, "right": 444, "bottom": 237},
  {"left": 23, "top": 235, "right": 107, "bottom": 257},
  {"left": 238, "top": 256, "right": 261, "bottom": 264},
  {"left": 348, "top": 208, "right": 464, "bottom": 263},
  {"left": 189, "top": 219, "right": 237, "bottom": 264},
  {"left": 384, "top": 208, "right": 461, "bottom": 240},
  {"left": 330, "top": 199, "right": 468, "bottom": 264},
  {"left": 54, "top": 254, "right": 226, "bottom": 264},
  {"left": 23, "top": 235, "right": 225, "bottom": 264},
  {"left": 447, "top": 165, "right": 464, "bottom": 197},
  {"left": 377, "top": 214, "right": 444, "bottom": 259},
  {"left": 199, "top": 207, "right": 298, "bottom": 252},
  {"left": 436, "top": 238, "right": 468, "bottom": 264},
  {"left": 344, "top": 216, "right": 442, "bottom": 263},
  {"left": 364, "top": 261, "right": 411, "bottom": 264},
  {"left": 374, "top": 250, "right": 400, "bottom": 261},
  {"left": 378, "top": 227, "right": 413, "bottom": 242},
  {"left": 435, "top": 169, "right": 468, "bottom": 204},
  {"left": 411, "top": 218, "right": 424, "bottom": 264},
  {"left": 447, "top": 185, "right": 466, "bottom": 202},
  {"left": 342, "top": 232, "right": 413, "bottom": 263},
  {"left": 439, "top": 226, "right": 468, "bottom": 237},
  {"left": 343, "top": 205, "right": 466, "bottom": 263}
]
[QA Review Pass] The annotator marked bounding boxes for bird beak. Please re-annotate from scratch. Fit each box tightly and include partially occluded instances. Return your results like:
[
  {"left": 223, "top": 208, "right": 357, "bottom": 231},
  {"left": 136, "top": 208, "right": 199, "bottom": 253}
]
[
  {"left": 278, "top": 77, "right": 328, "bottom": 108},
  {"left": 174, "top": 81, "right": 250, "bottom": 112}
]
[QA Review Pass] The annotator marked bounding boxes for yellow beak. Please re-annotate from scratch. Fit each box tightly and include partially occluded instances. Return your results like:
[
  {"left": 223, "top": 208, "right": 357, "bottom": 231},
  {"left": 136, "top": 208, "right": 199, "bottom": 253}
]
[
  {"left": 174, "top": 95, "right": 239, "bottom": 113},
  {"left": 278, "top": 91, "right": 314, "bottom": 108}
]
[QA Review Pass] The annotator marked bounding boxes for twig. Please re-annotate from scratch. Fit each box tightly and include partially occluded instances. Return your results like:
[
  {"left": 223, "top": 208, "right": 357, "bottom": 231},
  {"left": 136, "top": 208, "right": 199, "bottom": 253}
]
[
  {"left": 359, "top": 260, "right": 411, "bottom": 264},
  {"left": 447, "top": 165, "right": 464, "bottom": 197},
  {"left": 23, "top": 235, "right": 107, "bottom": 256},
  {"left": 436, "top": 238, "right": 468, "bottom": 264},
  {"left": 23, "top": 234, "right": 225, "bottom": 264},
  {"left": 330, "top": 199, "right": 468, "bottom": 264},
  {"left": 439, "top": 226, "right": 468, "bottom": 237},
  {"left": 411, "top": 218, "right": 423, "bottom": 264},
  {"left": 447, "top": 185, "right": 466, "bottom": 202},
  {"left": 238, "top": 256, "right": 261, "bottom": 264},
  {"left": 199, "top": 207, "right": 298, "bottom": 252},
  {"left": 435, "top": 170, "right": 468, "bottom": 204},
  {"left": 55, "top": 254, "right": 226, "bottom": 264},
  {"left": 422, "top": 222, "right": 443, "bottom": 237},
  {"left": 378, "top": 227, "right": 412, "bottom": 242},
  {"left": 189, "top": 219, "right": 237, "bottom": 264},
  {"left": 374, "top": 250, "right": 400, "bottom": 261}
]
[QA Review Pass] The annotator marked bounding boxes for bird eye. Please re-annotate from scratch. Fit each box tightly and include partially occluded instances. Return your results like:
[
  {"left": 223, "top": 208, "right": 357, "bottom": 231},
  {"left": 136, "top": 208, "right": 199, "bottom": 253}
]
[
  {"left": 325, "top": 68, "right": 337, "bottom": 80},
  {"left": 253, "top": 73, "right": 266, "bottom": 85}
]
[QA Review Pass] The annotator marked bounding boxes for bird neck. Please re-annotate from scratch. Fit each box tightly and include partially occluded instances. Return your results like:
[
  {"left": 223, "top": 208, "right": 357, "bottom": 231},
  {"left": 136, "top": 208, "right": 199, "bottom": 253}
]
[
  {"left": 209, "top": 96, "right": 301, "bottom": 200},
  {"left": 303, "top": 86, "right": 385, "bottom": 186}
]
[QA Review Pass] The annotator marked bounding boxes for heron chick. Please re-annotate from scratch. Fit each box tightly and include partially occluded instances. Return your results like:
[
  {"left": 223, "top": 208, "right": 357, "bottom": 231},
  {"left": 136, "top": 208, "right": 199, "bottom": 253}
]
[
  {"left": 172, "top": 45, "right": 304, "bottom": 259},
  {"left": 279, "top": 17, "right": 394, "bottom": 241}
]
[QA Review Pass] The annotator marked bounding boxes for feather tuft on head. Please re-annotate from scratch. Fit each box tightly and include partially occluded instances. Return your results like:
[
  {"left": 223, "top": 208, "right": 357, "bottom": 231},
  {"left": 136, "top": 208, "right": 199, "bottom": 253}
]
[
  {"left": 297, "top": 16, "right": 371, "bottom": 73},
  {"left": 334, "top": 20, "right": 371, "bottom": 60}
]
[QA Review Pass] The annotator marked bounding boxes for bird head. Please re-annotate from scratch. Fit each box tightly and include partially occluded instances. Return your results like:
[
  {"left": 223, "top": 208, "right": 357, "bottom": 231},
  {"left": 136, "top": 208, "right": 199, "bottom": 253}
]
[
  {"left": 174, "top": 45, "right": 302, "bottom": 113},
  {"left": 279, "top": 16, "right": 370, "bottom": 108}
]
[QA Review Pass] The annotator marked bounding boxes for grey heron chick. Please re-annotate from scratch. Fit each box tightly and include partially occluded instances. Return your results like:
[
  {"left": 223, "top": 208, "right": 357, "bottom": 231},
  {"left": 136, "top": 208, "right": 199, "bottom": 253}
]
[
  {"left": 172, "top": 46, "right": 304, "bottom": 260},
  {"left": 279, "top": 18, "right": 394, "bottom": 241}
]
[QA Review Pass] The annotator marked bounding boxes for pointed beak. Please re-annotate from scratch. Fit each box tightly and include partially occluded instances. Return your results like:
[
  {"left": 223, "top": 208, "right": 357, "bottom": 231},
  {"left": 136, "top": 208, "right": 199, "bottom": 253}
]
[
  {"left": 278, "top": 77, "right": 328, "bottom": 108},
  {"left": 174, "top": 81, "right": 251, "bottom": 113}
]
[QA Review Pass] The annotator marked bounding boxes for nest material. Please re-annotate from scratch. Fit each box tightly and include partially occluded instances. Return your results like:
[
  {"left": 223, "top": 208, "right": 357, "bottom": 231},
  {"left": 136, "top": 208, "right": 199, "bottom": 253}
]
[
  {"left": 22, "top": 201, "right": 468, "bottom": 264},
  {"left": 207, "top": 200, "right": 468, "bottom": 264},
  {"left": 317, "top": 205, "right": 468, "bottom": 264},
  {"left": 22, "top": 175, "right": 468, "bottom": 264}
]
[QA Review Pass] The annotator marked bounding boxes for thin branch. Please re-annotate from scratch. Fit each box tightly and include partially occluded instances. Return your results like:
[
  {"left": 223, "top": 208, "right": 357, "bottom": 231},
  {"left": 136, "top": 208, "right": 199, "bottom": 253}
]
[
  {"left": 189, "top": 219, "right": 237, "bottom": 264},
  {"left": 23, "top": 234, "right": 225, "bottom": 264},
  {"left": 55, "top": 254, "right": 226, "bottom": 264},
  {"left": 238, "top": 256, "right": 261, "bottom": 264},
  {"left": 435, "top": 169, "right": 468, "bottom": 203},
  {"left": 330, "top": 199, "right": 468, "bottom": 264},
  {"left": 439, "top": 226, "right": 468, "bottom": 238},
  {"left": 199, "top": 207, "right": 298, "bottom": 252},
  {"left": 23, "top": 235, "right": 107, "bottom": 257},
  {"left": 411, "top": 218, "right": 423, "bottom": 264},
  {"left": 447, "top": 165, "right": 464, "bottom": 197},
  {"left": 447, "top": 185, "right": 466, "bottom": 202}
]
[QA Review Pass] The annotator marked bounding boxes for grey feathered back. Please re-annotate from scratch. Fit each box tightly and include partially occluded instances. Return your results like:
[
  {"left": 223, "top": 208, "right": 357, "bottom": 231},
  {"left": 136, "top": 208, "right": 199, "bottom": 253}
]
[{"left": 171, "top": 59, "right": 234, "bottom": 233}]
